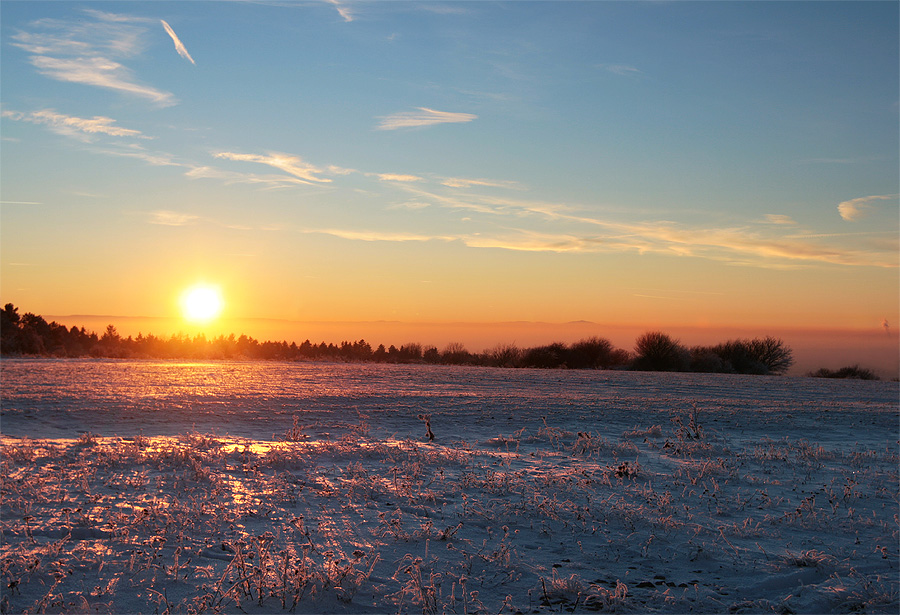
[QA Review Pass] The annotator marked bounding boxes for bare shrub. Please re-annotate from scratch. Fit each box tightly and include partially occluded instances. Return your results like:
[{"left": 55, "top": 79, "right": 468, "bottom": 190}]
[
  {"left": 632, "top": 332, "right": 690, "bottom": 372},
  {"left": 521, "top": 343, "right": 569, "bottom": 368},
  {"left": 709, "top": 337, "right": 793, "bottom": 375},
  {"left": 441, "top": 342, "right": 471, "bottom": 365},
  {"left": 485, "top": 343, "right": 523, "bottom": 368},
  {"left": 750, "top": 336, "right": 793, "bottom": 374},
  {"left": 568, "top": 337, "right": 614, "bottom": 369},
  {"left": 689, "top": 347, "right": 734, "bottom": 373},
  {"left": 808, "top": 365, "right": 879, "bottom": 380}
]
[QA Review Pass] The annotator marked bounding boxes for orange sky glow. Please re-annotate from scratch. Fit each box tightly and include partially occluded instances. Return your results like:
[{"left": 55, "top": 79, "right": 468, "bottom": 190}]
[{"left": 2, "top": 2, "right": 897, "bottom": 376}]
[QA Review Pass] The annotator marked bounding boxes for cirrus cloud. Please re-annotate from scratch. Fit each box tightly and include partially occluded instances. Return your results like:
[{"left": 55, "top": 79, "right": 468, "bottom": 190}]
[
  {"left": 441, "top": 177, "right": 523, "bottom": 190},
  {"left": 377, "top": 173, "right": 423, "bottom": 182},
  {"left": 11, "top": 10, "right": 175, "bottom": 106},
  {"left": 325, "top": 0, "right": 355, "bottom": 22},
  {"left": 148, "top": 210, "right": 199, "bottom": 226},
  {"left": 305, "top": 228, "right": 453, "bottom": 243},
  {"left": 1, "top": 108, "right": 147, "bottom": 141},
  {"left": 597, "top": 63, "right": 642, "bottom": 76},
  {"left": 160, "top": 20, "right": 195, "bottom": 65},
  {"left": 376, "top": 107, "right": 477, "bottom": 130},
  {"left": 387, "top": 201, "right": 431, "bottom": 211},
  {"left": 358, "top": 183, "right": 898, "bottom": 268},
  {"left": 213, "top": 152, "right": 332, "bottom": 184},
  {"left": 762, "top": 214, "right": 797, "bottom": 225},
  {"left": 11, "top": 10, "right": 176, "bottom": 106},
  {"left": 30, "top": 55, "right": 175, "bottom": 105},
  {"left": 186, "top": 165, "right": 313, "bottom": 189},
  {"left": 838, "top": 194, "right": 898, "bottom": 221}
]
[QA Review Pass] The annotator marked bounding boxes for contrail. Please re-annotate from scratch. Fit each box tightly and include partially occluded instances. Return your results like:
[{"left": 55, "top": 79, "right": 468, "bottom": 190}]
[{"left": 161, "top": 20, "right": 195, "bottom": 65}]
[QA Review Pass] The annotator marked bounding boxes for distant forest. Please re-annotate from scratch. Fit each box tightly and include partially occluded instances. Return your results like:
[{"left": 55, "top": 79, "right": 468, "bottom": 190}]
[{"left": 0, "top": 303, "right": 795, "bottom": 375}]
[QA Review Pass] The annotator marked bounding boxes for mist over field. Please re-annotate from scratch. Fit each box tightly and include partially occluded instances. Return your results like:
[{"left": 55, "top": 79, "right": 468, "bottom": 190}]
[{"left": 45, "top": 314, "right": 900, "bottom": 378}]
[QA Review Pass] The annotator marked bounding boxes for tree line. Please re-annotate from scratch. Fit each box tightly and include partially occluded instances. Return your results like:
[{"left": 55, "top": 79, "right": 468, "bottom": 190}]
[{"left": 0, "top": 303, "right": 794, "bottom": 375}]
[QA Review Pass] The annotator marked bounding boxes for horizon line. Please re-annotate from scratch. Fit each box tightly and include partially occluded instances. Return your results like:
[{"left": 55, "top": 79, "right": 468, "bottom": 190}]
[{"left": 43, "top": 313, "right": 897, "bottom": 336}]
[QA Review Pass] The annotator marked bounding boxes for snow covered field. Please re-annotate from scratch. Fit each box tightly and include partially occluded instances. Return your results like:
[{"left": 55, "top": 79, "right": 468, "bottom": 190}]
[{"left": 1, "top": 359, "right": 897, "bottom": 613}]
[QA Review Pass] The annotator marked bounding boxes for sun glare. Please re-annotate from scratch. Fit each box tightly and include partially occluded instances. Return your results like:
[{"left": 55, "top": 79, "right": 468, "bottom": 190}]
[{"left": 181, "top": 285, "right": 224, "bottom": 323}]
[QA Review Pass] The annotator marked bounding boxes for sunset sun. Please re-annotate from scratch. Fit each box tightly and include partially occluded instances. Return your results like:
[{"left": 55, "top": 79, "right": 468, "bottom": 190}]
[{"left": 181, "top": 285, "right": 224, "bottom": 323}]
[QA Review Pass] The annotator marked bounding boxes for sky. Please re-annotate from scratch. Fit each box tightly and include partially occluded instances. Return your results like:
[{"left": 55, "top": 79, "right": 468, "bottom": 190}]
[{"left": 1, "top": 1, "right": 898, "bottom": 353}]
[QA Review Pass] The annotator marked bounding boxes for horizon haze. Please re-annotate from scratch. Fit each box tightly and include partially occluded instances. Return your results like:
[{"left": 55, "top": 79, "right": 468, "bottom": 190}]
[{"left": 42, "top": 312, "right": 900, "bottom": 378}]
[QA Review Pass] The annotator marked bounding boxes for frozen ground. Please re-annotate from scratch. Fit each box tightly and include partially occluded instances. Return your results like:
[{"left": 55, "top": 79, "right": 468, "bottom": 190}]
[{"left": 1, "top": 359, "right": 897, "bottom": 613}]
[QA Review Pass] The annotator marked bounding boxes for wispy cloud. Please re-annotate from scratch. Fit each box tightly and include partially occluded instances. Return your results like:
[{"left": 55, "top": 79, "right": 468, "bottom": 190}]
[
  {"left": 83, "top": 9, "right": 143, "bottom": 25},
  {"left": 397, "top": 184, "right": 579, "bottom": 218},
  {"left": 93, "top": 144, "right": 179, "bottom": 166},
  {"left": 11, "top": 10, "right": 176, "bottom": 105},
  {"left": 441, "top": 177, "right": 523, "bottom": 190},
  {"left": 126, "top": 131, "right": 899, "bottom": 269},
  {"left": 325, "top": 0, "right": 355, "bottom": 22},
  {"left": 185, "top": 165, "right": 314, "bottom": 189},
  {"left": 2, "top": 108, "right": 147, "bottom": 141},
  {"left": 305, "top": 228, "right": 453, "bottom": 243},
  {"left": 327, "top": 165, "right": 356, "bottom": 176},
  {"left": 376, "top": 107, "right": 477, "bottom": 130},
  {"left": 625, "top": 222, "right": 896, "bottom": 268},
  {"left": 387, "top": 201, "right": 431, "bottom": 211},
  {"left": 214, "top": 152, "right": 332, "bottom": 184},
  {"left": 461, "top": 229, "right": 589, "bottom": 253},
  {"left": 145, "top": 209, "right": 278, "bottom": 233},
  {"left": 148, "top": 210, "right": 200, "bottom": 226},
  {"left": 160, "top": 20, "right": 195, "bottom": 64},
  {"left": 30, "top": 56, "right": 175, "bottom": 105},
  {"left": 762, "top": 214, "right": 797, "bottom": 225},
  {"left": 838, "top": 194, "right": 898, "bottom": 221},
  {"left": 467, "top": 223, "right": 897, "bottom": 267},
  {"left": 382, "top": 183, "right": 898, "bottom": 268},
  {"left": 377, "top": 173, "right": 423, "bottom": 182},
  {"left": 79, "top": 137, "right": 881, "bottom": 272},
  {"left": 597, "top": 63, "right": 642, "bottom": 76}
]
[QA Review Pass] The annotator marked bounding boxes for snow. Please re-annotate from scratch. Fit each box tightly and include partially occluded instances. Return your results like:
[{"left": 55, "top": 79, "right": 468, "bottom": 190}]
[{"left": 1, "top": 359, "right": 897, "bottom": 613}]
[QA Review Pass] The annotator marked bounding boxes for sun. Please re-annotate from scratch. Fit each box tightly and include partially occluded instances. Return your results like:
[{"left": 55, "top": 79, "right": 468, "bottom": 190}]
[{"left": 181, "top": 285, "right": 224, "bottom": 323}]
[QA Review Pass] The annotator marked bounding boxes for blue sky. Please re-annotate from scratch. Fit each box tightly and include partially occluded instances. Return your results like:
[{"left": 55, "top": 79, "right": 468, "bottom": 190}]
[{"left": 1, "top": 1, "right": 897, "bottom": 332}]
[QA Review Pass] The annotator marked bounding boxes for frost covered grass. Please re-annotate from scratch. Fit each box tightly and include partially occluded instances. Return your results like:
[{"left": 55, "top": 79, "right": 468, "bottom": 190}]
[
  {"left": 2, "top": 404, "right": 897, "bottom": 614},
  {"left": 1, "top": 361, "right": 897, "bottom": 613}
]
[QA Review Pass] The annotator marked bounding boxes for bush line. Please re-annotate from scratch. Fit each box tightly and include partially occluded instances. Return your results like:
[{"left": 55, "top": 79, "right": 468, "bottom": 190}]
[{"left": 0, "top": 304, "right": 803, "bottom": 375}]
